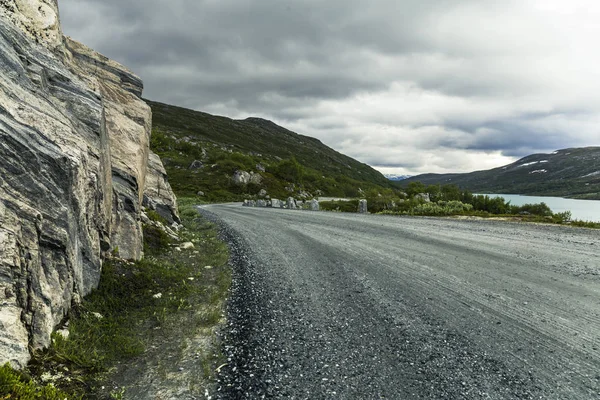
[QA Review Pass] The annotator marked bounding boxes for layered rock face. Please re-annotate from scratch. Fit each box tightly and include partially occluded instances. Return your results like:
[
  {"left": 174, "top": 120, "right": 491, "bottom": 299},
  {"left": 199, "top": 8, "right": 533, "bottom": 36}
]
[
  {"left": 0, "top": 1, "right": 177, "bottom": 367},
  {"left": 65, "top": 37, "right": 152, "bottom": 260},
  {"left": 144, "top": 152, "right": 180, "bottom": 225}
]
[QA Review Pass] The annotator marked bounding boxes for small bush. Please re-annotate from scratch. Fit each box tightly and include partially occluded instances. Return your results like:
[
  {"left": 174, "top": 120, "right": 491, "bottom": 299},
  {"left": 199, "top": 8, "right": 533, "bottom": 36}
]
[
  {"left": 0, "top": 363, "right": 76, "bottom": 400},
  {"left": 410, "top": 201, "right": 473, "bottom": 216},
  {"left": 551, "top": 211, "right": 572, "bottom": 224},
  {"left": 216, "top": 159, "right": 246, "bottom": 175},
  {"left": 146, "top": 209, "right": 168, "bottom": 224},
  {"left": 512, "top": 202, "right": 553, "bottom": 216},
  {"left": 570, "top": 220, "right": 600, "bottom": 229},
  {"left": 273, "top": 157, "right": 304, "bottom": 183},
  {"left": 143, "top": 224, "right": 172, "bottom": 255}
]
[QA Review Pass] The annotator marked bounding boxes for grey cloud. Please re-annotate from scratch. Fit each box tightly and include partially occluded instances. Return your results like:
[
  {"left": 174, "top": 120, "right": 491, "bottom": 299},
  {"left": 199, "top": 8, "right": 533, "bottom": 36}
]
[{"left": 58, "top": 0, "right": 600, "bottom": 174}]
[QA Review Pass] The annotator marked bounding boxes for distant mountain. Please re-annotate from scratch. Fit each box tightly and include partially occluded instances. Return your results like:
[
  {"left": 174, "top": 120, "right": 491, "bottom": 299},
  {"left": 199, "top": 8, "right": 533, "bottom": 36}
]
[
  {"left": 403, "top": 147, "right": 600, "bottom": 200},
  {"left": 146, "top": 100, "right": 393, "bottom": 200},
  {"left": 384, "top": 174, "right": 412, "bottom": 181}
]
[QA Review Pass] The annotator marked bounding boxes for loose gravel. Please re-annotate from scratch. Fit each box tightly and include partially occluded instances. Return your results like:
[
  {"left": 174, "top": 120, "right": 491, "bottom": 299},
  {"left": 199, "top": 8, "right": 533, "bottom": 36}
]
[{"left": 200, "top": 204, "right": 600, "bottom": 399}]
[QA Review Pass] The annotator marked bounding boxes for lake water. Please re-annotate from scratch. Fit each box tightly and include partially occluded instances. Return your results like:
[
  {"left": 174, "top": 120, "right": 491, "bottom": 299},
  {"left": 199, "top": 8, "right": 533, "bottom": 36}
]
[{"left": 479, "top": 194, "right": 600, "bottom": 222}]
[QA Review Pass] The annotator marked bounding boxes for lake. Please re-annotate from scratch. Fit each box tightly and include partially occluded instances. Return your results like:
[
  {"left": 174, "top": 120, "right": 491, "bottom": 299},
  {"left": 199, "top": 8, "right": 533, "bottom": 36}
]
[{"left": 479, "top": 194, "right": 600, "bottom": 222}]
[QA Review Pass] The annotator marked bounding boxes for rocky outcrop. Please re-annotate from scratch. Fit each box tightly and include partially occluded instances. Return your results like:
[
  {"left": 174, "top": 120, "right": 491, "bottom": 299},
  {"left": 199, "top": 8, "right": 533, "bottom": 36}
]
[
  {"left": 64, "top": 37, "right": 152, "bottom": 260},
  {"left": 309, "top": 199, "right": 320, "bottom": 211},
  {"left": 358, "top": 199, "right": 368, "bottom": 214},
  {"left": 143, "top": 152, "right": 179, "bottom": 226},
  {"left": 232, "top": 170, "right": 262, "bottom": 185},
  {"left": 188, "top": 160, "right": 203, "bottom": 170},
  {"left": 415, "top": 193, "right": 431, "bottom": 203},
  {"left": 271, "top": 199, "right": 282, "bottom": 208},
  {"left": 242, "top": 200, "right": 257, "bottom": 207},
  {"left": 287, "top": 197, "right": 297, "bottom": 210},
  {"left": 0, "top": 0, "right": 63, "bottom": 50},
  {"left": 0, "top": 1, "right": 177, "bottom": 367}
]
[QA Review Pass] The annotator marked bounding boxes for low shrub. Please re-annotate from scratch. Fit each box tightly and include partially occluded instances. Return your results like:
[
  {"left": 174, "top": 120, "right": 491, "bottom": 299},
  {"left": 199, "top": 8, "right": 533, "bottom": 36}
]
[
  {"left": 0, "top": 363, "right": 77, "bottom": 400},
  {"left": 143, "top": 224, "right": 172, "bottom": 255},
  {"left": 512, "top": 202, "right": 553, "bottom": 216},
  {"left": 409, "top": 201, "right": 473, "bottom": 216},
  {"left": 146, "top": 209, "right": 168, "bottom": 224}
]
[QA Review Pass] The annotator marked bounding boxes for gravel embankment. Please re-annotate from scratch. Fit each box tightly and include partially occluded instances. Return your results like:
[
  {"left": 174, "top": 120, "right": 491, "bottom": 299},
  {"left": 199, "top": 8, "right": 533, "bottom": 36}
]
[{"left": 200, "top": 204, "right": 600, "bottom": 399}]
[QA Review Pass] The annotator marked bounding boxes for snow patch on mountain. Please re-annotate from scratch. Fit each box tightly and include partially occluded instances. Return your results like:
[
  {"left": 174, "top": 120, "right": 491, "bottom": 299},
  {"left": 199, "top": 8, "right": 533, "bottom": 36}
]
[{"left": 385, "top": 174, "right": 412, "bottom": 181}]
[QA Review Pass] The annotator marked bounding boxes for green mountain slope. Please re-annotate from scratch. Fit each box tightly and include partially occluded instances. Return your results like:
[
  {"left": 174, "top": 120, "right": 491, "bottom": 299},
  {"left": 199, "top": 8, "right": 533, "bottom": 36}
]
[
  {"left": 403, "top": 147, "right": 600, "bottom": 199},
  {"left": 147, "top": 100, "right": 392, "bottom": 200}
]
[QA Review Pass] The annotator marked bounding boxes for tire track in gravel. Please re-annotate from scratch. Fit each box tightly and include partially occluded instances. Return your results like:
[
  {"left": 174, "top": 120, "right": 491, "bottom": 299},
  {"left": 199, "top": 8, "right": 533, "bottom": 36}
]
[{"left": 201, "top": 204, "right": 600, "bottom": 399}]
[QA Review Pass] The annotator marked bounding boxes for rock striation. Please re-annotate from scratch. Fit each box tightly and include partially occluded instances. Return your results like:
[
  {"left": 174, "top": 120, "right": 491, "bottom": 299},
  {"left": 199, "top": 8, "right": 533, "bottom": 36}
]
[
  {"left": 143, "top": 152, "right": 180, "bottom": 226},
  {"left": 64, "top": 37, "right": 153, "bottom": 260},
  {"left": 0, "top": 0, "right": 177, "bottom": 367}
]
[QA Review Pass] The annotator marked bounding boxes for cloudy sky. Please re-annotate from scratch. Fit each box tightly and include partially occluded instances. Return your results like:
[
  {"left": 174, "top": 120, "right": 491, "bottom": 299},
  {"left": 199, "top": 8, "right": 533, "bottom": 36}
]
[{"left": 59, "top": 0, "right": 600, "bottom": 175}]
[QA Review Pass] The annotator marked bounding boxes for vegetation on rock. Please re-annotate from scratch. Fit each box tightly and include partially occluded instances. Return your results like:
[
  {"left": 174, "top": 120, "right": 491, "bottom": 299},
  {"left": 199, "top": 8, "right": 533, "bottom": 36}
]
[
  {"left": 1, "top": 199, "right": 230, "bottom": 399},
  {"left": 0, "top": 363, "right": 76, "bottom": 400}
]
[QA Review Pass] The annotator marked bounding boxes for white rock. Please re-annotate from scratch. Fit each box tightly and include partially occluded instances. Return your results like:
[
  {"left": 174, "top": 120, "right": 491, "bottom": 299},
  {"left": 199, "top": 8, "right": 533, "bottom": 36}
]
[
  {"left": 287, "top": 197, "right": 297, "bottom": 209},
  {"left": 0, "top": 1, "right": 178, "bottom": 367},
  {"left": 358, "top": 199, "right": 368, "bottom": 213},
  {"left": 55, "top": 328, "right": 70, "bottom": 340}
]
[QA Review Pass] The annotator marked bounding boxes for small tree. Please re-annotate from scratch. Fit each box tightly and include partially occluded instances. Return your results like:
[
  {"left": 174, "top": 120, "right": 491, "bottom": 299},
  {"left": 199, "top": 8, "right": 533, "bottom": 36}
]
[
  {"left": 441, "top": 184, "right": 461, "bottom": 201},
  {"left": 407, "top": 181, "right": 426, "bottom": 198},
  {"left": 275, "top": 157, "right": 304, "bottom": 183},
  {"left": 426, "top": 184, "right": 442, "bottom": 202}
]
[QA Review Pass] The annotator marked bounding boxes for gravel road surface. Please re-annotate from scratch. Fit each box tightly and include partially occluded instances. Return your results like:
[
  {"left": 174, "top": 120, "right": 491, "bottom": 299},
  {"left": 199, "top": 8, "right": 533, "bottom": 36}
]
[{"left": 200, "top": 204, "right": 600, "bottom": 399}]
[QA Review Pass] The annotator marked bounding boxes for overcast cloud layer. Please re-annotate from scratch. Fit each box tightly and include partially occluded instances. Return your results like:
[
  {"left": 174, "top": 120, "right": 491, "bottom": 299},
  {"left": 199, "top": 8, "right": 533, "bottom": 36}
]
[{"left": 59, "top": 0, "right": 600, "bottom": 175}]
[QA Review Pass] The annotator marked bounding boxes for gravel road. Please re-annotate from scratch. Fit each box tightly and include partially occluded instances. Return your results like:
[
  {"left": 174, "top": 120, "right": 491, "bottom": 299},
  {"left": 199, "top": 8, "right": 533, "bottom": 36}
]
[{"left": 200, "top": 204, "right": 600, "bottom": 399}]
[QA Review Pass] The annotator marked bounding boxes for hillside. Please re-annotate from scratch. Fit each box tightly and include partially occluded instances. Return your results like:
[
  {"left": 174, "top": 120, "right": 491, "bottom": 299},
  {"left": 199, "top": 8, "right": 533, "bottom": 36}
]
[
  {"left": 147, "top": 100, "right": 393, "bottom": 200},
  {"left": 403, "top": 147, "right": 600, "bottom": 199}
]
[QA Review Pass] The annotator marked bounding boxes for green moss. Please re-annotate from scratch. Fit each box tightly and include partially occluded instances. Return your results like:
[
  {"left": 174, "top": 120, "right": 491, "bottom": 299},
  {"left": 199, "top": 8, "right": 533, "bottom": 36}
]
[
  {"left": 145, "top": 209, "right": 168, "bottom": 224},
  {"left": 143, "top": 224, "right": 172, "bottom": 254},
  {"left": 0, "top": 363, "right": 78, "bottom": 400}
]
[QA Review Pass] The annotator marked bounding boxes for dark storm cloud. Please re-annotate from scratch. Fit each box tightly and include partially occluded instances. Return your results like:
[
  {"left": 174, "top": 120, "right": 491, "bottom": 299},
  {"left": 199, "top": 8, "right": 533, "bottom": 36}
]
[{"left": 59, "top": 0, "right": 600, "bottom": 174}]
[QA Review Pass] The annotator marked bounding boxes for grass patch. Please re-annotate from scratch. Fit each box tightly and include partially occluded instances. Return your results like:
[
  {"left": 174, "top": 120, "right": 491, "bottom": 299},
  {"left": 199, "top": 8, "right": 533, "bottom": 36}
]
[
  {"left": 0, "top": 363, "right": 78, "bottom": 400},
  {"left": 563, "top": 219, "right": 600, "bottom": 229},
  {"left": 378, "top": 209, "right": 600, "bottom": 229},
  {"left": 7, "top": 198, "right": 231, "bottom": 399},
  {"left": 145, "top": 209, "right": 168, "bottom": 224}
]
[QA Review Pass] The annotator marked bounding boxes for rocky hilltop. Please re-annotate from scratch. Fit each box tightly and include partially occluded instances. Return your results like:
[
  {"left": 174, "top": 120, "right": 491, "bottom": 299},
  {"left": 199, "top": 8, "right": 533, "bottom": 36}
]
[{"left": 0, "top": 0, "right": 178, "bottom": 367}]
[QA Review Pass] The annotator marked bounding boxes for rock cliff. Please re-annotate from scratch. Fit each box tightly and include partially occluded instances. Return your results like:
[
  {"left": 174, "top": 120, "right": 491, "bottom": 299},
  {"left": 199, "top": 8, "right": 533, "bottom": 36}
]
[
  {"left": 143, "top": 152, "right": 180, "bottom": 226},
  {"left": 0, "top": 0, "right": 178, "bottom": 367}
]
